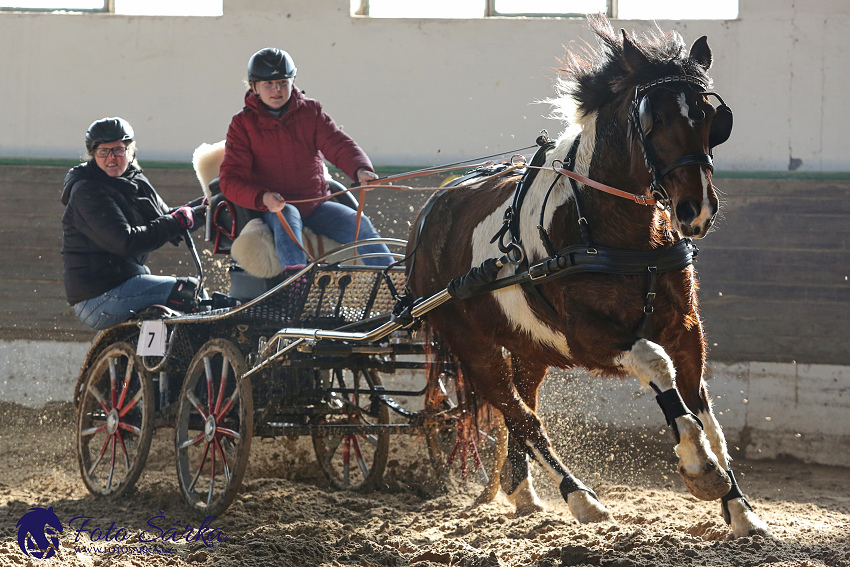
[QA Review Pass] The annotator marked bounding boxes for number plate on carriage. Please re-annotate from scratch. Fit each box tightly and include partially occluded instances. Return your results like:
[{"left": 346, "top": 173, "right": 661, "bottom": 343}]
[{"left": 137, "top": 320, "right": 167, "bottom": 356}]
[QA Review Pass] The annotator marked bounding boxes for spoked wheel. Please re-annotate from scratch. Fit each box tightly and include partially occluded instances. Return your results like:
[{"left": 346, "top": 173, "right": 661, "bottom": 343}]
[
  {"left": 76, "top": 342, "right": 154, "bottom": 497},
  {"left": 424, "top": 373, "right": 506, "bottom": 496},
  {"left": 175, "top": 339, "right": 253, "bottom": 516},
  {"left": 312, "top": 368, "right": 390, "bottom": 491}
]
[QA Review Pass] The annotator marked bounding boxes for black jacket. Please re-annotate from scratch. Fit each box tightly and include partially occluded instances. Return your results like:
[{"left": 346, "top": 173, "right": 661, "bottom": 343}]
[{"left": 61, "top": 161, "right": 186, "bottom": 305}]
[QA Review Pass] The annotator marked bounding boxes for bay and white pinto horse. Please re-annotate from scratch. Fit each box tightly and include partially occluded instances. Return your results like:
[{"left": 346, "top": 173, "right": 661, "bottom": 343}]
[{"left": 406, "top": 16, "right": 771, "bottom": 538}]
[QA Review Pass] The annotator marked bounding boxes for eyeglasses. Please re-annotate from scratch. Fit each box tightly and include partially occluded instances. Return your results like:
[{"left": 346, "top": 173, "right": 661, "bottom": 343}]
[{"left": 94, "top": 146, "right": 131, "bottom": 158}]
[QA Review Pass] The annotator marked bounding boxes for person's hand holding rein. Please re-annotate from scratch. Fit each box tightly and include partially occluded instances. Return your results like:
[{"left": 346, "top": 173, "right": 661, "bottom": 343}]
[
  {"left": 356, "top": 168, "right": 379, "bottom": 185},
  {"left": 171, "top": 206, "right": 195, "bottom": 230},
  {"left": 262, "top": 191, "right": 286, "bottom": 213}
]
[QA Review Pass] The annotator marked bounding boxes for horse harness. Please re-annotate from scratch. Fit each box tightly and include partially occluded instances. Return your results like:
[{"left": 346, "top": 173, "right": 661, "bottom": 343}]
[
  {"left": 480, "top": 73, "right": 734, "bottom": 337},
  {"left": 405, "top": 74, "right": 732, "bottom": 306},
  {"left": 482, "top": 133, "right": 695, "bottom": 340}
]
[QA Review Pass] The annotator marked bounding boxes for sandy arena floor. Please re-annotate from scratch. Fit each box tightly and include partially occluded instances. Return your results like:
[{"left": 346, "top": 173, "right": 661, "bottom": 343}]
[{"left": 0, "top": 401, "right": 847, "bottom": 567}]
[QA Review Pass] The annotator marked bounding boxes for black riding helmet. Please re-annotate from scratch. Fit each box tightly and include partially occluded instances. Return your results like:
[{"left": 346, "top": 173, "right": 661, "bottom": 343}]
[
  {"left": 85, "top": 117, "right": 134, "bottom": 154},
  {"left": 247, "top": 48, "right": 297, "bottom": 82}
]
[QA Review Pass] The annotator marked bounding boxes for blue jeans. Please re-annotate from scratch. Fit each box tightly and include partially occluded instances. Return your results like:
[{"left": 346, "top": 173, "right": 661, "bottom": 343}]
[
  {"left": 262, "top": 200, "right": 393, "bottom": 268},
  {"left": 74, "top": 274, "right": 177, "bottom": 330}
]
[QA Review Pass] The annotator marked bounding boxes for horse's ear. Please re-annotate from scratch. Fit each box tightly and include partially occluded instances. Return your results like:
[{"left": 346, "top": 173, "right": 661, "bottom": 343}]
[
  {"left": 621, "top": 29, "right": 649, "bottom": 73},
  {"left": 689, "top": 35, "right": 713, "bottom": 70}
]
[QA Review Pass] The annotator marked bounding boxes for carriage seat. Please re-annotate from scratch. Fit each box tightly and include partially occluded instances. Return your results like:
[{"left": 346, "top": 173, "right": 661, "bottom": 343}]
[{"left": 205, "top": 176, "right": 359, "bottom": 280}]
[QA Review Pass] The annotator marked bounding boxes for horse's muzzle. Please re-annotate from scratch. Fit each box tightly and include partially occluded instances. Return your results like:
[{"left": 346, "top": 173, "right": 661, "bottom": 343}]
[{"left": 674, "top": 196, "right": 717, "bottom": 238}]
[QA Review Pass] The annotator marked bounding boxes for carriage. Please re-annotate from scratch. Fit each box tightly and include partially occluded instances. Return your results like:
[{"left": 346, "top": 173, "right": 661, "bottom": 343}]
[
  {"left": 72, "top": 162, "right": 505, "bottom": 517},
  {"left": 73, "top": 16, "right": 774, "bottom": 539}
]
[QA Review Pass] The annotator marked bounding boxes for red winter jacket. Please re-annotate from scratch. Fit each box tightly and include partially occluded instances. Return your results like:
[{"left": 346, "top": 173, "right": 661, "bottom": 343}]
[{"left": 220, "top": 89, "right": 373, "bottom": 217}]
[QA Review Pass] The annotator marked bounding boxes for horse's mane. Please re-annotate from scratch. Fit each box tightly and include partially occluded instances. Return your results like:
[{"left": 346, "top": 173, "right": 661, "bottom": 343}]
[{"left": 547, "top": 14, "right": 713, "bottom": 125}]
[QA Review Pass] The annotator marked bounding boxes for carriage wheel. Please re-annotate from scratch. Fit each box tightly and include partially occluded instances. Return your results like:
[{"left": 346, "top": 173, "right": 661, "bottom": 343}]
[
  {"left": 424, "top": 373, "right": 506, "bottom": 495},
  {"left": 76, "top": 342, "right": 154, "bottom": 497},
  {"left": 175, "top": 339, "right": 253, "bottom": 516},
  {"left": 312, "top": 368, "right": 390, "bottom": 491}
]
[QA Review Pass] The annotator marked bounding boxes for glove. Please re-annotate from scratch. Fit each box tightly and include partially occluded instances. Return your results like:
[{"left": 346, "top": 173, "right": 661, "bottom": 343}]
[
  {"left": 184, "top": 197, "right": 208, "bottom": 232},
  {"left": 171, "top": 206, "right": 194, "bottom": 230}
]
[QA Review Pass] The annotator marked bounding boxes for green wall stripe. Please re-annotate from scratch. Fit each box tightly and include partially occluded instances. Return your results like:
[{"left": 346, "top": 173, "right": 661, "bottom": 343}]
[{"left": 1, "top": 157, "right": 849, "bottom": 180}]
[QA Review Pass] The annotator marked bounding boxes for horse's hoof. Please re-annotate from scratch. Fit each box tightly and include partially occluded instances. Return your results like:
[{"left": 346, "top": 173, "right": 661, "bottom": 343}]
[
  {"left": 726, "top": 499, "right": 776, "bottom": 540},
  {"left": 474, "top": 490, "right": 500, "bottom": 506},
  {"left": 567, "top": 491, "right": 614, "bottom": 524},
  {"left": 678, "top": 460, "right": 732, "bottom": 501},
  {"left": 507, "top": 478, "right": 546, "bottom": 516},
  {"left": 474, "top": 466, "right": 502, "bottom": 505},
  {"left": 514, "top": 500, "right": 547, "bottom": 517}
]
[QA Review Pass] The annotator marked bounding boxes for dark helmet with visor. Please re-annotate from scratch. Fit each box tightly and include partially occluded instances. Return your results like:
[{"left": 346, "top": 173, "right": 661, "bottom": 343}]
[
  {"left": 248, "top": 48, "right": 297, "bottom": 82},
  {"left": 85, "top": 117, "right": 134, "bottom": 153}
]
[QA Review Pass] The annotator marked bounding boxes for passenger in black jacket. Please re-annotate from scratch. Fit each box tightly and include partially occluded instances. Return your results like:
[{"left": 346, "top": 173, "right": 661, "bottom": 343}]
[{"left": 61, "top": 117, "right": 204, "bottom": 330}]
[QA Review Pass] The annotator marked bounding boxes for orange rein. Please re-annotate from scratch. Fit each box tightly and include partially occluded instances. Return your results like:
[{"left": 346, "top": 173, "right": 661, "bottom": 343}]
[
  {"left": 273, "top": 155, "right": 661, "bottom": 258},
  {"left": 272, "top": 161, "right": 525, "bottom": 257},
  {"left": 533, "top": 165, "right": 661, "bottom": 207}
]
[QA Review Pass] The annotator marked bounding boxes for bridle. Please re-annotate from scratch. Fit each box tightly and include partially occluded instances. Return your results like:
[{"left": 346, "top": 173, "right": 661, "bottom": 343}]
[{"left": 629, "top": 74, "right": 733, "bottom": 207}]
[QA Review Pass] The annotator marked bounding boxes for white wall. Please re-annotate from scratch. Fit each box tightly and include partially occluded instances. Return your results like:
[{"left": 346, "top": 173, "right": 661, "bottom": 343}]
[
  {"left": 3, "top": 341, "right": 846, "bottom": 467},
  {"left": 0, "top": 0, "right": 848, "bottom": 171}
]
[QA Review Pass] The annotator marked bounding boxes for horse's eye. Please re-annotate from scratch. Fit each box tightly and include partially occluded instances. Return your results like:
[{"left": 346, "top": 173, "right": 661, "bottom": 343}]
[{"left": 653, "top": 113, "right": 662, "bottom": 124}]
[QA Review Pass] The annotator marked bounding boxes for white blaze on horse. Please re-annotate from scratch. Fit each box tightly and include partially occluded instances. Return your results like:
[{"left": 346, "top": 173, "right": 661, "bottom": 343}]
[{"left": 405, "top": 15, "right": 770, "bottom": 538}]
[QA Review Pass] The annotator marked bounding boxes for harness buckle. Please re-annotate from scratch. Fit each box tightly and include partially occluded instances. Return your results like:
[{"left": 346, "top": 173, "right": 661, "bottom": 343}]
[
  {"left": 644, "top": 292, "right": 656, "bottom": 313},
  {"left": 529, "top": 269, "right": 548, "bottom": 282},
  {"left": 650, "top": 185, "right": 671, "bottom": 209}
]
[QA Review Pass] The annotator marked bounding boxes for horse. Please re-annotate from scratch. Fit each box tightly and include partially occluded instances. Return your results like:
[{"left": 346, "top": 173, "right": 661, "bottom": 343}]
[{"left": 405, "top": 15, "right": 772, "bottom": 538}]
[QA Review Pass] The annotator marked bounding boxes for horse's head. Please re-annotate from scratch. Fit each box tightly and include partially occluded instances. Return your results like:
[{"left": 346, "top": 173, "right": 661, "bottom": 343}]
[
  {"left": 623, "top": 32, "right": 733, "bottom": 238},
  {"left": 554, "top": 16, "right": 733, "bottom": 239}
]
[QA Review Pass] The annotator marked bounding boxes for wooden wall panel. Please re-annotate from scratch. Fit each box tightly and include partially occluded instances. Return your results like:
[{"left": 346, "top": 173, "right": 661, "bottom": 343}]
[{"left": 1, "top": 165, "right": 848, "bottom": 365}]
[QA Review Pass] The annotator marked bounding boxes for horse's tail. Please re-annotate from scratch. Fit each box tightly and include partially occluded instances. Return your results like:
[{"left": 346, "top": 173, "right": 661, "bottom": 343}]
[
  {"left": 422, "top": 322, "right": 506, "bottom": 495},
  {"left": 422, "top": 324, "right": 479, "bottom": 423},
  {"left": 192, "top": 140, "right": 226, "bottom": 200}
]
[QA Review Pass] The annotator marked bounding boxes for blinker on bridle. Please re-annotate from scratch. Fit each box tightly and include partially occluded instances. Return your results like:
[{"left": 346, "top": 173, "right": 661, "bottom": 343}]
[{"left": 630, "top": 74, "right": 734, "bottom": 207}]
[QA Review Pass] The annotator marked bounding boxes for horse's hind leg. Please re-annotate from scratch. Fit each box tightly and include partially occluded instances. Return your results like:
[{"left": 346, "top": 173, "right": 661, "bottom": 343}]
[
  {"left": 501, "top": 355, "right": 612, "bottom": 523},
  {"left": 500, "top": 355, "right": 547, "bottom": 515},
  {"left": 617, "top": 339, "right": 731, "bottom": 500},
  {"left": 451, "top": 344, "right": 611, "bottom": 523}
]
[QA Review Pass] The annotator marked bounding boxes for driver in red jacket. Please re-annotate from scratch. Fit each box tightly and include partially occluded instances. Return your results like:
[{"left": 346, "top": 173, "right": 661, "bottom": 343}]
[{"left": 219, "top": 47, "right": 392, "bottom": 269}]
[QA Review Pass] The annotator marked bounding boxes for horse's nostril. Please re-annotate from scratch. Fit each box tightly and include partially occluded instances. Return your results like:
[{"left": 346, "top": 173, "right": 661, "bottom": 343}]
[{"left": 676, "top": 198, "right": 701, "bottom": 225}]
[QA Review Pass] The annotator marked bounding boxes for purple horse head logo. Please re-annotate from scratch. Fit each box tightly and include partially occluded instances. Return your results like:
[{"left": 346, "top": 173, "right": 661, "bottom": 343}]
[{"left": 17, "top": 506, "right": 63, "bottom": 559}]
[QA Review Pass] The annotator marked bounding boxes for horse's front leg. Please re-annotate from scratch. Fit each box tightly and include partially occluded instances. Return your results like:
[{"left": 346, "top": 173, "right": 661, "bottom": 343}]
[
  {"left": 621, "top": 338, "right": 773, "bottom": 538},
  {"left": 696, "top": 389, "right": 774, "bottom": 538},
  {"left": 617, "top": 338, "right": 731, "bottom": 500}
]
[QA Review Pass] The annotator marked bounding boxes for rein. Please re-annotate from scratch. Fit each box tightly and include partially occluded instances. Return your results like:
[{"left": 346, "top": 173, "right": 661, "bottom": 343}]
[{"left": 534, "top": 164, "right": 661, "bottom": 206}]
